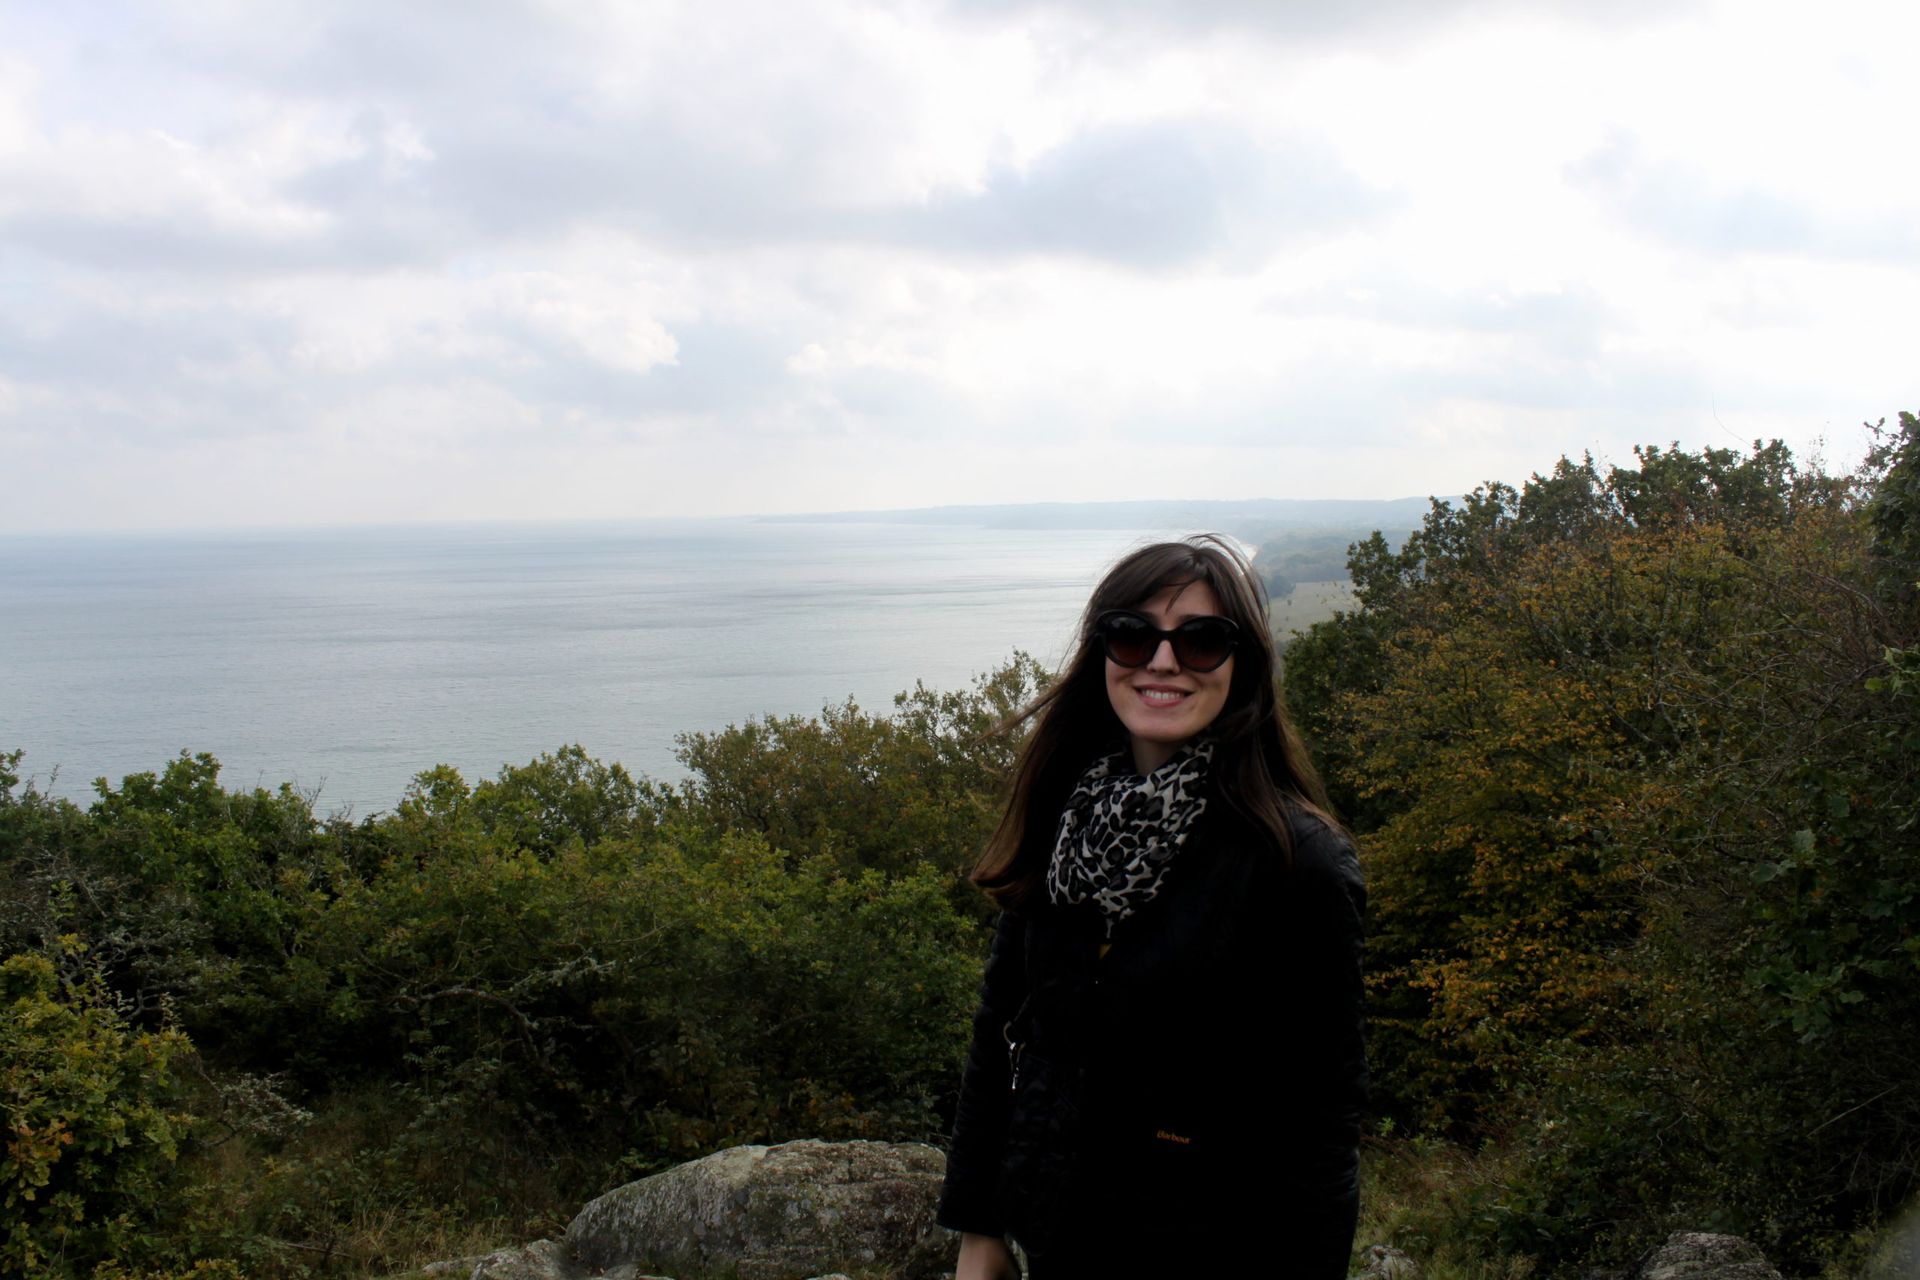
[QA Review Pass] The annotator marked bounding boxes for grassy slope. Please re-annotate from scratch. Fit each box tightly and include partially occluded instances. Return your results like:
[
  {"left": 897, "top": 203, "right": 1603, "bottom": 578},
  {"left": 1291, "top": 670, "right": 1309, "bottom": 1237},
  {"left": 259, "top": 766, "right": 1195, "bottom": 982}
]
[{"left": 1270, "top": 580, "right": 1356, "bottom": 642}]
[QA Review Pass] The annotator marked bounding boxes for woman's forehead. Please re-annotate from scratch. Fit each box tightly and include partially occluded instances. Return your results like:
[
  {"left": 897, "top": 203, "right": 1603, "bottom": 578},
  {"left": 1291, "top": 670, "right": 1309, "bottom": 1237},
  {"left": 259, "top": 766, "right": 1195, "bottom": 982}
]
[{"left": 1135, "top": 577, "right": 1219, "bottom": 616}]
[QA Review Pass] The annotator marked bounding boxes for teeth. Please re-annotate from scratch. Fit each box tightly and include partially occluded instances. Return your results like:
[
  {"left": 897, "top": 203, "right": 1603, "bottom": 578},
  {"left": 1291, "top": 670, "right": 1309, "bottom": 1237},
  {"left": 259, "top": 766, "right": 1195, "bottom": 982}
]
[{"left": 1140, "top": 689, "right": 1187, "bottom": 704}]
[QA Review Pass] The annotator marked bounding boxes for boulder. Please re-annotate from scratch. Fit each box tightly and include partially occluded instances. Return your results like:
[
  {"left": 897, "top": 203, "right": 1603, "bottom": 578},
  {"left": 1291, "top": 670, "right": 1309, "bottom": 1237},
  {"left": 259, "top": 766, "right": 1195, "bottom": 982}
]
[
  {"left": 1861, "top": 1201, "right": 1920, "bottom": 1280},
  {"left": 466, "top": 1238, "right": 586, "bottom": 1280},
  {"left": 563, "top": 1139, "right": 951, "bottom": 1280},
  {"left": 1354, "top": 1243, "right": 1420, "bottom": 1280},
  {"left": 1634, "top": 1232, "right": 1782, "bottom": 1280}
]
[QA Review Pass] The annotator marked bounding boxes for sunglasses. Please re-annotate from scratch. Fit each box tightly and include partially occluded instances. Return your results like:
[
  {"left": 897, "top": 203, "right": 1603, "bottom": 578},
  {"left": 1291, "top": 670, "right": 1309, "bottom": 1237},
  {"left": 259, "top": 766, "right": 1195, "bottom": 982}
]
[{"left": 1094, "top": 610, "right": 1240, "bottom": 672}]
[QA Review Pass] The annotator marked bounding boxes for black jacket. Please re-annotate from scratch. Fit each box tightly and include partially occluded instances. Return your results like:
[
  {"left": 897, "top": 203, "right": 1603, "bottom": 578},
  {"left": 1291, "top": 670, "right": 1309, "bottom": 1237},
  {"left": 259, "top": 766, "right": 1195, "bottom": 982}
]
[{"left": 937, "top": 793, "right": 1367, "bottom": 1275}]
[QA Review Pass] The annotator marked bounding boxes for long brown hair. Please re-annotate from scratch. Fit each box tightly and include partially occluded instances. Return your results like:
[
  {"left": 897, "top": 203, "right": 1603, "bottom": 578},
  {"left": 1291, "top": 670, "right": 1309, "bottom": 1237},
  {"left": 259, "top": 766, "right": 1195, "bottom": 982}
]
[{"left": 972, "top": 534, "right": 1337, "bottom": 908}]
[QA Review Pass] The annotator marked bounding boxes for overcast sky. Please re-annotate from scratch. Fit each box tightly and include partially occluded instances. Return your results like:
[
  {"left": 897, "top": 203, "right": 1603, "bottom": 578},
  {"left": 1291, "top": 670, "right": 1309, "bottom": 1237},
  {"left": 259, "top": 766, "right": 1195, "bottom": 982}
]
[{"left": 2, "top": 0, "right": 1913, "bottom": 531}]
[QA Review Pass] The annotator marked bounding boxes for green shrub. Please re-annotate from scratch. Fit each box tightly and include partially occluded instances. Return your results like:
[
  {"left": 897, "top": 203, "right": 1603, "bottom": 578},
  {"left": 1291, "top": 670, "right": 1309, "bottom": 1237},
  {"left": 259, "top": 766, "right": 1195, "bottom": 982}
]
[{"left": 1, "top": 949, "right": 196, "bottom": 1278}]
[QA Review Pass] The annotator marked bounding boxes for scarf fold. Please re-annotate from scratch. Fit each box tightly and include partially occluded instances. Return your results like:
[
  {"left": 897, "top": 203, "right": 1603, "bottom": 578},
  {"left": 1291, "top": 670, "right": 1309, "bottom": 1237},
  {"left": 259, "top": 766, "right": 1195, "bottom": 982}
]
[{"left": 1047, "top": 740, "right": 1216, "bottom": 937}]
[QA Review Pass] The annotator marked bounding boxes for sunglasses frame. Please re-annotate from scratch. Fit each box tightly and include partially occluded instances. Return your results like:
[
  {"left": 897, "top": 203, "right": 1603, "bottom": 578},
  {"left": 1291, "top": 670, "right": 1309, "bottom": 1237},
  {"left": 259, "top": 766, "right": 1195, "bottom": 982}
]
[{"left": 1094, "top": 609, "right": 1241, "bottom": 672}]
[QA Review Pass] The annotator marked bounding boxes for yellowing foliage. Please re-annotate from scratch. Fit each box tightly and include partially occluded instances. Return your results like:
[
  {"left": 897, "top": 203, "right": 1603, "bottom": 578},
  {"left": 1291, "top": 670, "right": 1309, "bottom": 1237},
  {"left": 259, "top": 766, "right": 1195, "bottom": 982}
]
[
  {"left": 1, "top": 949, "right": 193, "bottom": 1278},
  {"left": 1288, "top": 425, "right": 1920, "bottom": 1273}
]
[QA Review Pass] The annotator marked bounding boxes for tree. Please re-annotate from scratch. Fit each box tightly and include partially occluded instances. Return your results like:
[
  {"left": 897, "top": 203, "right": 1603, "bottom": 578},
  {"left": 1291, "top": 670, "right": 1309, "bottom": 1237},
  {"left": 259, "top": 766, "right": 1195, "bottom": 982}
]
[
  {"left": 673, "top": 655, "right": 1047, "bottom": 893},
  {"left": 1282, "top": 428, "right": 1920, "bottom": 1272}
]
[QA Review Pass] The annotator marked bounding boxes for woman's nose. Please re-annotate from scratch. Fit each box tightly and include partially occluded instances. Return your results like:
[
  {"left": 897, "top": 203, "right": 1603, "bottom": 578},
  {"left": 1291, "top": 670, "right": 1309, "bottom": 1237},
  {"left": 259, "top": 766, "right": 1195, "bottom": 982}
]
[{"left": 1147, "top": 637, "right": 1180, "bottom": 670}]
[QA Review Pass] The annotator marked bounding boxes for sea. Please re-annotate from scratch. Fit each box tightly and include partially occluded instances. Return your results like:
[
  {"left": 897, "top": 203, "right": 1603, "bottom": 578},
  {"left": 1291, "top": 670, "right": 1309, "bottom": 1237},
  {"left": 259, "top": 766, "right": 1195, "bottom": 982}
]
[{"left": 0, "top": 519, "right": 1171, "bottom": 817}]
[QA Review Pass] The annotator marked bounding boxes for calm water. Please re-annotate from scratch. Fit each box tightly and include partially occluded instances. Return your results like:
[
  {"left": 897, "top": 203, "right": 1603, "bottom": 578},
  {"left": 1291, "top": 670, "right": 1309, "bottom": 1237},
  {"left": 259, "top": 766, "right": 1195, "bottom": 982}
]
[{"left": 0, "top": 520, "right": 1166, "bottom": 815}]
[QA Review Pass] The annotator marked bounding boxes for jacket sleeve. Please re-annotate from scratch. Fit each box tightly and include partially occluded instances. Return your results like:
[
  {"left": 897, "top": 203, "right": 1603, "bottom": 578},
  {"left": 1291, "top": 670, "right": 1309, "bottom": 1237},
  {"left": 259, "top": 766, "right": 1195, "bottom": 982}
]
[
  {"left": 936, "top": 909, "right": 1028, "bottom": 1237},
  {"left": 1268, "top": 820, "right": 1368, "bottom": 1279}
]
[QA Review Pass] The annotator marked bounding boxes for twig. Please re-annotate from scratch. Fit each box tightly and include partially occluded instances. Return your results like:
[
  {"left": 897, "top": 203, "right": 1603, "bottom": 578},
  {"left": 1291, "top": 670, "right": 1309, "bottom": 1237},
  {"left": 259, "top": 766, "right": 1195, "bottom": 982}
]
[{"left": 1808, "top": 1084, "right": 1899, "bottom": 1137}]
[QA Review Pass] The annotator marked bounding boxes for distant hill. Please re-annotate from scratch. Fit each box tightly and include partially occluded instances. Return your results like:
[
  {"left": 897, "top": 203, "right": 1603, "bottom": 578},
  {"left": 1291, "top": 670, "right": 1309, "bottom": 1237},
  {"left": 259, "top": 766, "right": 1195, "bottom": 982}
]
[
  {"left": 759, "top": 496, "right": 1433, "bottom": 534},
  {"left": 760, "top": 496, "right": 1437, "bottom": 586}
]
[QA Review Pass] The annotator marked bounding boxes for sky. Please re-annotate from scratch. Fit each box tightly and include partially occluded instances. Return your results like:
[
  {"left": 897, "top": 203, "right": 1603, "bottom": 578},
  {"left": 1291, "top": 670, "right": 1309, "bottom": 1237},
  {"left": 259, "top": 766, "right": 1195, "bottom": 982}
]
[{"left": 1, "top": 0, "right": 1914, "bottom": 531}]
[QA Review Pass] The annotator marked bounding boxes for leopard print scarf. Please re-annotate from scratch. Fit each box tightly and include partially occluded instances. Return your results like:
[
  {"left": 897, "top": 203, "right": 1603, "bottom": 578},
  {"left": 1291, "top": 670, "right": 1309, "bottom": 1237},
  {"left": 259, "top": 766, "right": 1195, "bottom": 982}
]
[{"left": 1047, "top": 740, "right": 1215, "bottom": 937}]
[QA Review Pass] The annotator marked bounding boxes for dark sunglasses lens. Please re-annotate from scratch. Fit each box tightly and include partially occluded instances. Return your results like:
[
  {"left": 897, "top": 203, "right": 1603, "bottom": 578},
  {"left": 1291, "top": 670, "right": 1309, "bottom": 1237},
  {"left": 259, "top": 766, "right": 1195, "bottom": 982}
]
[
  {"left": 1100, "top": 614, "right": 1158, "bottom": 666},
  {"left": 1173, "top": 620, "right": 1236, "bottom": 671},
  {"left": 1098, "top": 612, "right": 1236, "bottom": 670}
]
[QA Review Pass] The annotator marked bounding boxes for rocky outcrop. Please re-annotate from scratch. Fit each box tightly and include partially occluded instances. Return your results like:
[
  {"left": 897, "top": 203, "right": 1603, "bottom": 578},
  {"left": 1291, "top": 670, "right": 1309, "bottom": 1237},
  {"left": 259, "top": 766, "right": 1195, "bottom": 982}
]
[
  {"left": 570, "top": 1139, "right": 950, "bottom": 1280},
  {"left": 450, "top": 1146, "right": 1794, "bottom": 1280},
  {"left": 460, "top": 1139, "right": 949, "bottom": 1280},
  {"left": 465, "top": 1239, "right": 594, "bottom": 1280},
  {"left": 1633, "top": 1233, "right": 1783, "bottom": 1280},
  {"left": 1373, "top": 1231, "right": 1784, "bottom": 1280}
]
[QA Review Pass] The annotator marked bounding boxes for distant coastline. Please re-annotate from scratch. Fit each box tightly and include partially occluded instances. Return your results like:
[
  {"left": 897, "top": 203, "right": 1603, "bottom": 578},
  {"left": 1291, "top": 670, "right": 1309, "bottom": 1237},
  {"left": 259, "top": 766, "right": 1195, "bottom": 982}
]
[{"left": 758, "top": 495, "right": 1433, "bottom": 533}]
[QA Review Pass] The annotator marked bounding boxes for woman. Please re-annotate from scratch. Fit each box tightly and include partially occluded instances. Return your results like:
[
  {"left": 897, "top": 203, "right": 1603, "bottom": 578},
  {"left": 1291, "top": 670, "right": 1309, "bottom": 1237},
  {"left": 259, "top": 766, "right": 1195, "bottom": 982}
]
[{"left": 937, "top": 536, "right": 1366, "bottom": 1278}]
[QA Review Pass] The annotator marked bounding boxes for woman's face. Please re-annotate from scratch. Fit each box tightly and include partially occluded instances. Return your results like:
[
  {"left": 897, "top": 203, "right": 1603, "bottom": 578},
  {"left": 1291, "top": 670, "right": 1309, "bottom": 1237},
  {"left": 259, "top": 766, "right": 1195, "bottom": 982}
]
[{"left": 1104, "top": 579, "right": 1234, "bottom": 774}]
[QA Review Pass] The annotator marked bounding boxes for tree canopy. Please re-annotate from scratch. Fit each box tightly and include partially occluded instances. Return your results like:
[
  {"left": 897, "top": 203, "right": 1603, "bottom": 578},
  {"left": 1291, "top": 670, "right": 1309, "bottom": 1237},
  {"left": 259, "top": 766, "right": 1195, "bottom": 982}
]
[{"left": 1283, "top": 416, "right": 1920, "bottom": 1271}]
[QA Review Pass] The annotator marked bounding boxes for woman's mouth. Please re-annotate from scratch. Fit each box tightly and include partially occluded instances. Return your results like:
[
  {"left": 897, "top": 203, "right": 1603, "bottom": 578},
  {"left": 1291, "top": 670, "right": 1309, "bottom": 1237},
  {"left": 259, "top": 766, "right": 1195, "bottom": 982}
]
[{"left": 1136, "top": 687, "right": 1189, "bottom": 705}]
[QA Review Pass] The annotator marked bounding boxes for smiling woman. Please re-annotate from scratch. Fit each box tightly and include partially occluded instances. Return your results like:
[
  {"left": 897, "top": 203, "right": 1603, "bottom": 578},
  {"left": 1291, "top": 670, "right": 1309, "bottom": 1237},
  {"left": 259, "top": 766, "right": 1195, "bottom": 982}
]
[
  {"left": 1097, "top": 583, "right": 1238, "bottom": 772},
  {"left": 938, "top": 535, "right": 1367, "bottom": 1278}
]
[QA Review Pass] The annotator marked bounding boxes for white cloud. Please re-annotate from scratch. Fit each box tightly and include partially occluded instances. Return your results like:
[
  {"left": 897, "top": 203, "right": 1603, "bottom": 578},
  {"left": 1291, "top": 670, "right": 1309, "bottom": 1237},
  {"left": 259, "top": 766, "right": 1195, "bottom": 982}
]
[{"left": 0, "top": 0, "right": 1911, "bottom": 531}]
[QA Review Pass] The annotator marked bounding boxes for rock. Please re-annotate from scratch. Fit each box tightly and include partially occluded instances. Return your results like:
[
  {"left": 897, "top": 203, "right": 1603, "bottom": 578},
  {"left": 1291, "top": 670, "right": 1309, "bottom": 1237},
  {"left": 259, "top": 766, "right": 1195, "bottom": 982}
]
[
  {"left": 1862, "top": 1200, "right": 1920, "bottom": 1280},
  {"left": 565, "top": 1138, "right": 951, "bottom": 1280},
  {"left": 1634, "top": 1232, "right": 1782, "bottom": 1280},
  {"left": 468, "top": 1238, "right": 587, "bottom": 1280},
  {"left": 1354, "top": 1243, "right": 1420, "bottom": 1280}
]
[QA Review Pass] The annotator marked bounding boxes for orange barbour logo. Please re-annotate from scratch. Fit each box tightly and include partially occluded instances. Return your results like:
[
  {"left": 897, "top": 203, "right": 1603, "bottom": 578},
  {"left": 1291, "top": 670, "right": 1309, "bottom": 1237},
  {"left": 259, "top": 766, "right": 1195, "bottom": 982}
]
[{"left": 1153, "top": 1129, "right": 1191, "bottom": 1145}]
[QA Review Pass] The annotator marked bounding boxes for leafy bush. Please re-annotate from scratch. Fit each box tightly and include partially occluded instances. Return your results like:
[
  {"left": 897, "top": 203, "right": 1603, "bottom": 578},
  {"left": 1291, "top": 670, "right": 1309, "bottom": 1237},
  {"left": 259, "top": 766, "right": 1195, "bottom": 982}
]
[
  {"left": 3, "top": 658, "right": 1038, "bottom": 1274},
  {"left": 673, "top": 655, "right": 1045, "bottom": 894},
  {"left": 1, "top": 948, "right": 196, "bottom": 1278}
]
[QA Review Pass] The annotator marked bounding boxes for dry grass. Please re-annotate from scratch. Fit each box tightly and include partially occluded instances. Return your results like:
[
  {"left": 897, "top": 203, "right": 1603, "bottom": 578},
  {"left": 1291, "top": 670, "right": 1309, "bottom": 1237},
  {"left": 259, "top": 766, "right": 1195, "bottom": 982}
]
[
  {"left": 176, "top": 1089, "right": 582, "bottom": 1279},
  {"left": 1354, "top": 1135, "right": 1535, "bottom": 1280}
]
